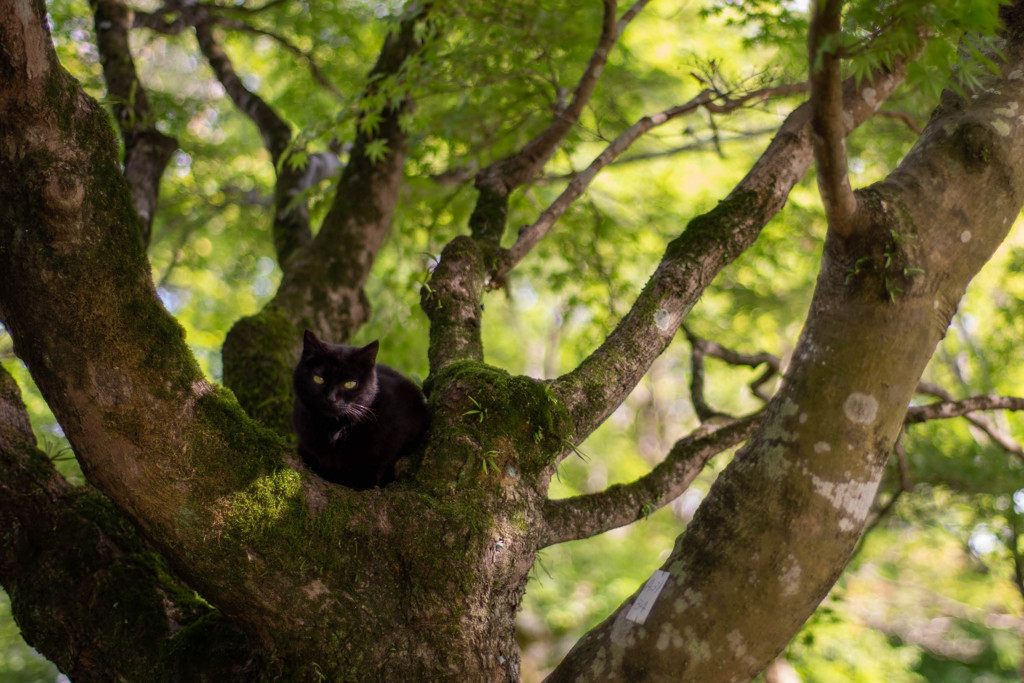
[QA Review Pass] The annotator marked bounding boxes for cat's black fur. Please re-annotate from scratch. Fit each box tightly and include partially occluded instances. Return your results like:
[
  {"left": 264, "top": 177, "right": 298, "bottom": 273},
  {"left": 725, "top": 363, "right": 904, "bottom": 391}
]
[{"left": 292, "top": 330, "right": 427, "bottom": 490}]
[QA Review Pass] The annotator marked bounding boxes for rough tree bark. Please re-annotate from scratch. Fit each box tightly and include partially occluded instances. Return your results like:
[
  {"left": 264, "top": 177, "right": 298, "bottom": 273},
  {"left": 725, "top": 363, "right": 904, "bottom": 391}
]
[{"left": 1, "top": 0, "right": 1023, "bottom": 681}]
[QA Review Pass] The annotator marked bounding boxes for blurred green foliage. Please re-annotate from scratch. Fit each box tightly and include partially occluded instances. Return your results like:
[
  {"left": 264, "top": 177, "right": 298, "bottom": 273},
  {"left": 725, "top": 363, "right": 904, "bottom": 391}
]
[{"left": 3, "top": 0, "right": 1023, "bottom": 680}]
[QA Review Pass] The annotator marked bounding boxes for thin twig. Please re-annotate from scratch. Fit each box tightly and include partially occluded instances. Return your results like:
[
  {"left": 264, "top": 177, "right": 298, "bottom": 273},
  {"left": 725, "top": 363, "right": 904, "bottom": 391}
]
[{"left": 873, "top": 109, "right": 923, "bottom": 135}]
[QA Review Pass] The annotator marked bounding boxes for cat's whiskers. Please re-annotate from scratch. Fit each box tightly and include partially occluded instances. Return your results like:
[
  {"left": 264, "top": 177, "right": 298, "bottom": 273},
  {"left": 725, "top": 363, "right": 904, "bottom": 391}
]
[{"left": 346, "top": 403, "right": 377, "bottom": 424}]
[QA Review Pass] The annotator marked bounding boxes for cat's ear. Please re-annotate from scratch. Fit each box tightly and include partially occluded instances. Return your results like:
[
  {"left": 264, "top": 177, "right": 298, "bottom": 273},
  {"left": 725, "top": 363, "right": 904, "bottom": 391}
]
[
  {"left": 357, "top": 340, "right": 379, "bottom": 364},
  {"left": 302, "top": 329, "right": 328, "bottom": 356}
]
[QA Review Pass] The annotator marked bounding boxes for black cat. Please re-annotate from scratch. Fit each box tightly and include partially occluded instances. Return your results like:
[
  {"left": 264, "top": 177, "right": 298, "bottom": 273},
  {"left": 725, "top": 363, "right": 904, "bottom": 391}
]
[{"left": 292, "top": 330, "right": 427, "bottom": 490}]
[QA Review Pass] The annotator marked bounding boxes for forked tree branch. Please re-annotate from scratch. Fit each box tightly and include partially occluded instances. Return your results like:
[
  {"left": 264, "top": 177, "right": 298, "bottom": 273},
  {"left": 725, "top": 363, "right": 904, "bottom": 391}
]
[
  {"left": 426, "top": 1, "right": 649, "bottom": 373},
  {"left": 539, "top": 415, "right": 760, "bottom": 547},
  {"left": 89, "top": 0, "right": 177, "bottom": 247},
  {"left": 222, "top": 7, "right": 431, "bottom": 429},
  {"left": 491, "top": 82, "right": 809, "bottom": 284},
  {"left": 686, "top": 327, "right": 782, "bottom": 403},
  {"left": 914, "top": 381, "right": 1024, "bottom": 459},
  {"left": 194, "top": 18, "right": 327, "bottom": 264},
  {"left": 195, "top": 20, "right": 292, "bottom": 162},
  {"left": 474, "top": 0, "right": 649, "bottom": 202},
  {"left": 809, "top": 0, "right": 861, "bottom": 237},
  {"left": 549, "top": 54, "right": 916, "bottom": 455}
]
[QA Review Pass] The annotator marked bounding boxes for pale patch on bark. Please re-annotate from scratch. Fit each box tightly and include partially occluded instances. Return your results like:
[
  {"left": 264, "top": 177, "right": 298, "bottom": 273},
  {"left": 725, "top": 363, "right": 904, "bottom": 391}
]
[
  {"left": 656, "top": 623, "right": 683, "bottom": 651},
  {"left": 861, "top": 87, "right": 877, "bottom": 108},
  {"left": 994, "top": 102, "right": 1019, "bottom": 117},
  {"left": 960, "top": 231, "right": 972, "bottom": 243},
  {"left": 810, "top": 475, "right": 877, "bottom": 531},
  {"left": 652, "top": 307, "right": 675, "bottom": 332},
  {"left": 799, "top": 412, "right": 808, "bottom": 424},
  {"left": 609, "top": 609, "right": 634, "bottom": 648},
  {"left": 672, "top": 586, "right": 704, "bottom": 613},
  {"left": 779, "top": 554, "right": 802, "bottom": 596},
  {"left": 842, "top": 392, "right": 878, "bottom": 424},
  {"left": 992, "top": 119, "right": 1012, "bottom": 137},
  {"left": 727, "top": 629, "right": 747, "bottom": 658},
  {"left": 813, "top": 441, "right": 831, "bottom": 454},
  {"left": 589, "top": 648, "right": 607, "bottom": 678},
  {"left": 683, "top": 625, "right": 711, "bottom": 664},
  {"left": 780, "top": 397, "right": 799, "bottom": 417},
  {"left": 302, "top": 579, "right": 329, "bottom": 600}
]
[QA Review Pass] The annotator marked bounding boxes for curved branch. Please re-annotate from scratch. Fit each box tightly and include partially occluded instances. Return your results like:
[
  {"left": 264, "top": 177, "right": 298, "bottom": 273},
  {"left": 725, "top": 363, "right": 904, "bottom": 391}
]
[
  {"left": 809, "top": 0, "right": 860, "bottom": 237},
  {"left": 215, "top": 17, "right": 343, "bottom": 99},
  {"left": 90, "top": 0, "right": 178, "bottom": 247},
  {"left": 194, "top": 20, "right": 291, "bottom": 162},
  {"left": 540, "top": 415, "right": 759, "bottom": 547},
  {"left": 194, "top": 17, "right": 320, "bottom": 264},
  {"left": 550, "top": 55, "right": 915, "bottom": 452},
  {"left": 492, "top": 82, "right": 809, "bottom": 283},
  {"left": 474, "top": 0, "right": 648, "bottom": 202},
  {"left": 686, "top": 327, "right": 782, "bottom": 403}
]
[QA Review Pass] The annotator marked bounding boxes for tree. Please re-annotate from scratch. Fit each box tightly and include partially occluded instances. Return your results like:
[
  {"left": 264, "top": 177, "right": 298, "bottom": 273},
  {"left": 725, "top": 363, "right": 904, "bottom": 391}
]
[{"left": 1, "top": 0, "right": 1023, "bottom": 680}]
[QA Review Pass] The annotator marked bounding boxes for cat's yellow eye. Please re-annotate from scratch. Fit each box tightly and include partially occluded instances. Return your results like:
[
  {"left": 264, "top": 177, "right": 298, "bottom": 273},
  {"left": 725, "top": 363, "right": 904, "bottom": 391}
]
[
  {"left": 312, "top": 375, "right": 325, "bottom": 385},
  {"left": 343, "top": 380, "right": 357, "bottom": 389}
]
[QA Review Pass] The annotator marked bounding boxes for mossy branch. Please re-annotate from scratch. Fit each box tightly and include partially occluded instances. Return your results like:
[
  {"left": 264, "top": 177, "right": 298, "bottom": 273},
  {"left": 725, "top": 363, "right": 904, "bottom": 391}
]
[
  {"left": 0, "top": 366, "right": 258, "bottom": 681},
  {"left": 540, "top": 415, "right": 759, "bottom": 547},
  {"left": 549, "top": 54, "right": 916, "bottom": 450}
]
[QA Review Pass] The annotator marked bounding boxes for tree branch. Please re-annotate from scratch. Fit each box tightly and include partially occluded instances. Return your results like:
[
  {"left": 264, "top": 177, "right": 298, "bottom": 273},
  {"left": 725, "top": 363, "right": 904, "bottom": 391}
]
[
  {"left": 809, "top": 0, "right": 861, "bottom": 237},
  {"left": 550, "top": 55, "right": 915, "bottom": 453},
  {"left": 0, "top": 366, "right": 257, "bottom": 680},
  {"left": 905, "top": 394, "right": 1024, "bottom": 423},
  {"left": 491, "top": 82, "right": 809, "bottom": 284},
  {"left": 874, "top": 108, "right": 923, "bottom": 135},
  {"left": 194, "top": 19, "right": 291, "bottom": 163},
  {"left": 214, "top": 17, "right": 343, "bottom": 99},
  {"left": 89, "top": 0, "right": 178, "bottom": 248},
  {"left": 540, "top": 415, "right": 759, "bottom": 547},
  {"left": 685, "top": 326, "right": 783, "bottom": 414},
  {"left": 194, "top": 17, "right": 320, "bottom": 265},
  {"left": 474, "top": 0, "right": 649, "bottom": 200}
]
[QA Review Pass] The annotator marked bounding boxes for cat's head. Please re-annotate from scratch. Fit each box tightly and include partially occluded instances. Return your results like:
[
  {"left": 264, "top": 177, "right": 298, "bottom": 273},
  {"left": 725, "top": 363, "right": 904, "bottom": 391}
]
[{"left": 294, "top": 329, "right": 380, "bottom": 421}]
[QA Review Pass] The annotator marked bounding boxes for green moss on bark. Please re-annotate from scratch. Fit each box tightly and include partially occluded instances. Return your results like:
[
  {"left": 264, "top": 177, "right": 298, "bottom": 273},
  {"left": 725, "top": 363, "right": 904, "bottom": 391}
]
[{"left": 222, "top": 306, "right": 300, "bottom": 438}]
